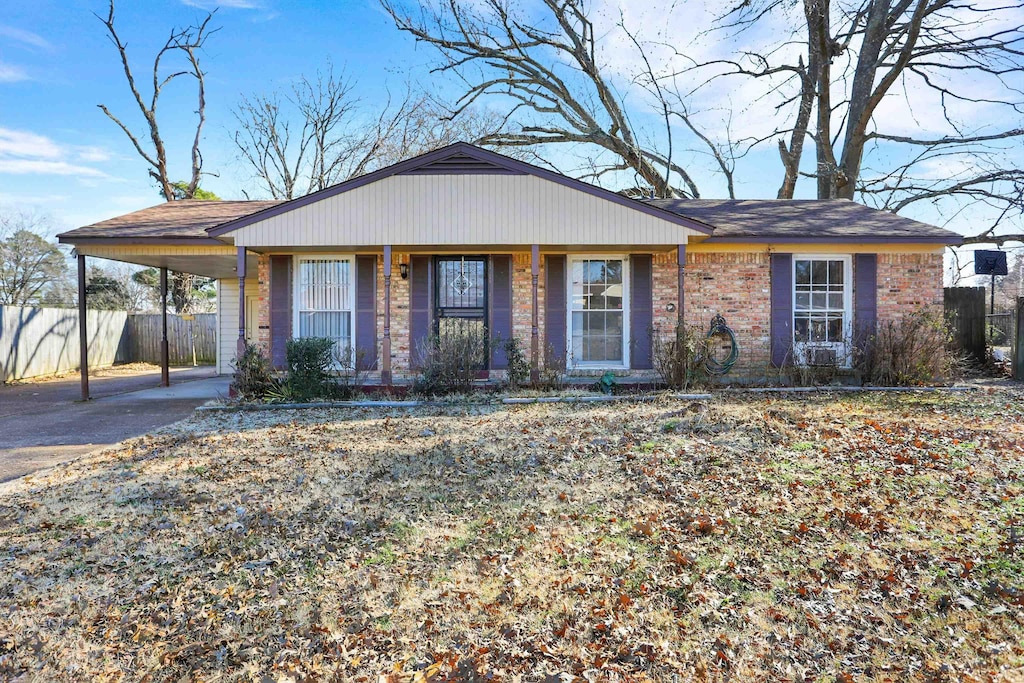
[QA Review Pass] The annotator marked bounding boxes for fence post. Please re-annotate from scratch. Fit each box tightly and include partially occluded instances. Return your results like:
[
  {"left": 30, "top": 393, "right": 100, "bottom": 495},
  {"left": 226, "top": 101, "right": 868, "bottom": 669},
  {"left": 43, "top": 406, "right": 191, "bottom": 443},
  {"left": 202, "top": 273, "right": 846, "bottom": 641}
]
[{"left": 1015, "top": 296, "right": 1024, "bottom": 381}]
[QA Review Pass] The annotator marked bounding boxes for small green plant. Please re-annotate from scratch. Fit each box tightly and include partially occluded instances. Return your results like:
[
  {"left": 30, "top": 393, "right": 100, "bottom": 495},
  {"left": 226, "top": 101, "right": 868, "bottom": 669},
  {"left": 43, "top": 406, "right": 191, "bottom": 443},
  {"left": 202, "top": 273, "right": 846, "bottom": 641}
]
[
  {"left": 230, "top": 342, "right": 276, "bottom": 401},
  {"left": 651, "top": 323, "right": 708, "bottom": 390},
  {"left": 503, "top": 335, "right": 531, "bottom": 390},
  {"left": 285, "top": 337, "right": 337, "bottom": 401},
  {"left": 595, "top": 370, "right": 616, "bottom": 394}
]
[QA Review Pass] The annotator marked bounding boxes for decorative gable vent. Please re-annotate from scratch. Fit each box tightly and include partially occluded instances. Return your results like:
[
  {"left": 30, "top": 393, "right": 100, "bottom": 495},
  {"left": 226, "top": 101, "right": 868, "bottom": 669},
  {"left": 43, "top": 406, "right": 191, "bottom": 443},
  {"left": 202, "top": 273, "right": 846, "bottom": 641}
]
[{"left": 396, "top": 152, "right": 526, "bottom": 176}]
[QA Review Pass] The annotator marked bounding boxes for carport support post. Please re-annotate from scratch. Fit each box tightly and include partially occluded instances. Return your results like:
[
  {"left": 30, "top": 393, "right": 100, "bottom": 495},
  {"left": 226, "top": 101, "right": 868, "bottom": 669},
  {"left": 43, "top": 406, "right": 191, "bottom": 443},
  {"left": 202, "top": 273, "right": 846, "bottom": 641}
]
[
  {"left": 677, "top": 244, "right": 686, "bottom": 325},
  {"left": 236, "top": 247, "right": 247, "bottom": 359},
  {"left": 530, "top": 244, "right": 540, "bottom": 384},
  {"left": 160, "top": 267, "right": 169, "bottom": 387},
  {"left": 382, "top": 245, "right": 393, "bottom": 385},
  {"left": 77, "top": 253, "right": 90, "bottom": 401}
]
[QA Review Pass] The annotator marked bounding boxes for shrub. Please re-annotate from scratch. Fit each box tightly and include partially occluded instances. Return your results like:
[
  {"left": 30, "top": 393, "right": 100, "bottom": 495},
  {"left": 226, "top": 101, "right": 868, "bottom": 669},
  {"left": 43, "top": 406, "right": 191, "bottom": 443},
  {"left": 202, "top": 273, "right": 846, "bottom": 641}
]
[
  {"left": 285, "top": 337, "right": 337, "bottom": 401},
  {"left": 230, "top": 342, "right": 276, "bottom": 401},
  {"left": 413, "top": 319, "right": 488, "bottom": 395},
  {"left": 856, "top": 308, "right": 961, "bottom": 386},
  {"left": 503, "top": 335, "right": 531, "bottom": 390},
  {"left": 539, "top": 342, "right": 567, "bottom": 390},
  {"left": 651, "top": 323, "right": 708, "bottom": 391}
]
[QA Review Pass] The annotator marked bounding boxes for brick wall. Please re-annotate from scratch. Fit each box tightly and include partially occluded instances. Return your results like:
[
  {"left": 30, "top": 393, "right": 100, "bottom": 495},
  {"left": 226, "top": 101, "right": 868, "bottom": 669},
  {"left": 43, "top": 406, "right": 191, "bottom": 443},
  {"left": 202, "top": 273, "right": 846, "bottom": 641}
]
[
  {"left": 256, "top": 254, "right": 271, "bottom": 350},
  {"left": 387, "top": 252, "right": 411, "bottom": 376},
  {"left": 248, "top": 248, "right": 944, "bottom": 382},
  {"left": 877, "top": 252, "right": 944, "bottom": 322},
  {"left": 511, "top": 253, "right": 545, "bottom": 366},
  {"left": 682, "top": 251, "right": 773, "bottom": 374}
]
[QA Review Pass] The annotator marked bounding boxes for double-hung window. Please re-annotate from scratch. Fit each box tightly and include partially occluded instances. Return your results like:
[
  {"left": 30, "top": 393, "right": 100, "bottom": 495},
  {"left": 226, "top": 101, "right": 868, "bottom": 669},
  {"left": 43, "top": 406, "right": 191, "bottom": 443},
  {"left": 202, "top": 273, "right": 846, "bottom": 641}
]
[
  {"left": 793, "top": 256, "right": 851, "bottom": 365},
  {"left": 294, "top": 256, "right": 354, "bottom": 365},
  {"left": 568, "top": 256, "right": 629, "bottom": 367}
]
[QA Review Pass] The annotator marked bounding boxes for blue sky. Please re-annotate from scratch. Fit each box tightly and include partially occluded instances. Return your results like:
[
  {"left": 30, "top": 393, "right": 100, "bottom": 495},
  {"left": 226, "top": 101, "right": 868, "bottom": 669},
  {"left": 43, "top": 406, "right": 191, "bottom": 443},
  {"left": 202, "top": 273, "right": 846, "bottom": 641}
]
[
  {"left": 0, "top": 0, "right": 1020, "bottom": 276},
  {"left": 0, "top": 0, "right": 438, "bottom": 230}
]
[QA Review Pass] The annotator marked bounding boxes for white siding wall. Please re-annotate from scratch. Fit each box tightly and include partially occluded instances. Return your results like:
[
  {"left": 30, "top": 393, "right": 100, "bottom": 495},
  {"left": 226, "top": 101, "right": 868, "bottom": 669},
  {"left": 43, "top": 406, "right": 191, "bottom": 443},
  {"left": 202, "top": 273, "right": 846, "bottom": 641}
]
[
  {"left": 217, "top": 278, "right": 239, "bottom": 375},
  {"left": 233, "top": 175, "right": 700, "bottom": 248}
]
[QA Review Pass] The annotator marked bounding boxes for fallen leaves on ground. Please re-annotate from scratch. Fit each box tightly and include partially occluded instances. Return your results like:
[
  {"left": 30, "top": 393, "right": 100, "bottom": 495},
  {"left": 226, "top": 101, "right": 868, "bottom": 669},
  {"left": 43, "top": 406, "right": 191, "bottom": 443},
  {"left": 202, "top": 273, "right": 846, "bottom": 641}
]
[{"left": 1, "top": 389, "right": 1023, "bottom": 682}]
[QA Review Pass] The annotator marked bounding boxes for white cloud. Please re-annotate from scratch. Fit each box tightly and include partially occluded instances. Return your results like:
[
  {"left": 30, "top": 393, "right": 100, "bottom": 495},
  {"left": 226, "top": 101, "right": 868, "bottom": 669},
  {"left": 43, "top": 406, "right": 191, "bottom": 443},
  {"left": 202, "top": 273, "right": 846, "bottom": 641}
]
[
  {"left": 0, "top": 61, "right": 30, "bottom": 83},
  {"left": 0, "top": 24, "right": 51, "bottom": 50},
  {"left": 0, "top": 159, "right": 109, "bottom": 178},
  {"left": 0, "top": 127, "right": 111, "bottom": 179}
]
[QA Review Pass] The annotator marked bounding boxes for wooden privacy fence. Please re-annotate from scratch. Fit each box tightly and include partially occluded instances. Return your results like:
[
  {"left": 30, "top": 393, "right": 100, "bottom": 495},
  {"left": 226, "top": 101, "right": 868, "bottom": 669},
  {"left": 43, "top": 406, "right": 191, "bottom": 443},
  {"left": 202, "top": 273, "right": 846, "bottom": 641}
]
[
  {"left": 0, "top": 305, "right": 129, "bottom": 382},
  {"left": 0, "top": 305, "right": 217, "bottom": 382},
  {"left": 943, "top": 287, "right": 986, "bottom": 363},
  {"left": 126, "top": 313, "right": 217, "bottom": 365}
]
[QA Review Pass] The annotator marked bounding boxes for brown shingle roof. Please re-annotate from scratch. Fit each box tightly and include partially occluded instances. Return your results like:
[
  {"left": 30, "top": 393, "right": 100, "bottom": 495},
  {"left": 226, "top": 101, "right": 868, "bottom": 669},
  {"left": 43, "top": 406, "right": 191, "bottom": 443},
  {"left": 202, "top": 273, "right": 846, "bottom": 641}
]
[
  {"left": 58, "top": 200, "right": 282, "bottom": 242},
  {"left": 645, "top": 198, "right": 961, "bottom": 243}
]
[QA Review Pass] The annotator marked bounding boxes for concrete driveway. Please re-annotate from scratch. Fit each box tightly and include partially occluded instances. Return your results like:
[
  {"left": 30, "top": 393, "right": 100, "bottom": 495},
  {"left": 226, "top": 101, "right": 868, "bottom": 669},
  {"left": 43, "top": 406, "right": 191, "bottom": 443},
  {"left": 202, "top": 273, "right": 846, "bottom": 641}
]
[{"left": 0, "top": 366, "right": 230, "bottom": 482}]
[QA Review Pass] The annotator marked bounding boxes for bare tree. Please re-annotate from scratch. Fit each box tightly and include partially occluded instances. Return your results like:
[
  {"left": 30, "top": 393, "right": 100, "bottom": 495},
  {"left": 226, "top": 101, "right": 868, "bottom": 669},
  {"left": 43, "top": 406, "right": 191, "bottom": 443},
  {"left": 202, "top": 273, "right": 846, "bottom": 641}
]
[
  {"left": 381, "top": 0, "right": 715, "bottom": 198},
  {"left": 233, "top": 73, "right": 515, "bottom": 199},
  {"left": 95, "top": 1, "right": 218, "bottom": 314},
  {"left": 691, "top": 0, "right": 1024, "bottom": 243},
  {"left": 0, "top": 211, "right": 69, "bottom": 307},
  {"left": 96, "top": 0, "right": 217, "bottom": 200}
]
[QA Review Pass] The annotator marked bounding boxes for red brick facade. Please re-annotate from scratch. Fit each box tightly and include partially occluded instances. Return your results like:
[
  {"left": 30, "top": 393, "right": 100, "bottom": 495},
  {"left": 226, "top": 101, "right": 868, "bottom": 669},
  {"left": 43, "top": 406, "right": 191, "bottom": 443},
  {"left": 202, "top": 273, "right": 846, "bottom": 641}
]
[{"left": 246, "top": 248, "right": 944, "bottom": 381}]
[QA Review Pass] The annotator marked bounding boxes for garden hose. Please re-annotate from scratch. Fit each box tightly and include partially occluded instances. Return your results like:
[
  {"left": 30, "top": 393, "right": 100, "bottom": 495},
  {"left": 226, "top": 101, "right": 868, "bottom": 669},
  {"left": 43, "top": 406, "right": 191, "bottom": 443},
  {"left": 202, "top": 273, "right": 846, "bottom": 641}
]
[{"left": 705, "top": 314, "right": 739, "bottom": 376}]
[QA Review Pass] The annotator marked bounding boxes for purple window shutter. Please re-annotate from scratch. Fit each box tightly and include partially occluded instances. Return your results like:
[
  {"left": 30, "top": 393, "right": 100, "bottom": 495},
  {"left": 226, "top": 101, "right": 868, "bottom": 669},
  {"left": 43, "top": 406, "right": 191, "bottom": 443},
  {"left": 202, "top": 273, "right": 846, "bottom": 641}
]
[
  {"left": 545, "top": 255, "right": 567, "bottom": 366},
  {"left": 630, "top": 254, "right": 653, "bottom": 369},
  {"left": 269, "top": 255, "right": 291, "bottom": 369},
  {"left": 409, "top": 255, "right": 432, "bottom": 368},
  {"left": 355, "top": 255, "right": 378, "bottom": 371},
  {"left": 489, "top": 255, "right": 513, "bottom": 369},
  {"left": 854, "top": 254, "right": 877, "bottom": 346},
  {"left": 770, "top": 253, "right": 793, "bottom": 367}
]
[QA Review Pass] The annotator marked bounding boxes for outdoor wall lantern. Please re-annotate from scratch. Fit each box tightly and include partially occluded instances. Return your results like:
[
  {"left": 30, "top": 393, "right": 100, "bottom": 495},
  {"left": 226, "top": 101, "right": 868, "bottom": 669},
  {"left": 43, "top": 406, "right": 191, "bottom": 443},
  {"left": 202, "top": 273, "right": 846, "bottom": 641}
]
[{"left": 399, "top": 261, "right": 409, "bottom": 280}]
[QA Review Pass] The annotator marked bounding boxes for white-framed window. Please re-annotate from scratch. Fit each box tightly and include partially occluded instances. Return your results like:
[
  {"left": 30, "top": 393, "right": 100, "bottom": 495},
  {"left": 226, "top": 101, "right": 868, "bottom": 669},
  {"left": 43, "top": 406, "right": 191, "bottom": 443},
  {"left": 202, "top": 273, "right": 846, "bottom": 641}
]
[
  {"left": 567, "top": 255, "right": 630, "bottom": 368},
  {"left": 793, "top": 255, "right": 852, "bottom": 366},
  {"left": 293, "top": 255, "right": 355, "bottom": 365}
]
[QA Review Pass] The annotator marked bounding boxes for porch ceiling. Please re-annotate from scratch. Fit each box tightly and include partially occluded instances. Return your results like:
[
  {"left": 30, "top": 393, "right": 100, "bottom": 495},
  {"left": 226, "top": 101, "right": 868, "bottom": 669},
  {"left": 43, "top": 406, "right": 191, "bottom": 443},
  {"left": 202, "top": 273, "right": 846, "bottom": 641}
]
[{"left": 73, "top": 244, "right": 256, "bottom": 280}]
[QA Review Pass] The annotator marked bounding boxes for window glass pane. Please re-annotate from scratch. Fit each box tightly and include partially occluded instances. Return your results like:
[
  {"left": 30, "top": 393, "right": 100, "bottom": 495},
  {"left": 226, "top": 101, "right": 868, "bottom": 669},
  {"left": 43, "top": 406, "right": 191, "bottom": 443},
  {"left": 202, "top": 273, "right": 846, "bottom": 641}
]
[
  {"left": 827, "top": 315, "right": 843, "bottom": 341},
  {"left": 812, "top": 292, "right": 826, "bottom": 309},
  {"left": 795, "top": 260, "right": 811, "bottom": 285},
  {"left": 607, "top": 312, "right": 623, "bottom": 335},
  {"left": 606, "top": 260, "right": 622, "bottom": 285},
  {"left": 811, "top": 318, "right": 826, "bottom": 342},
  {"left": 811, "top": 261, "right": 827, "bottom": 284},
  {"left": 828, "top": 293, "right": 843, "bottom": 309},
  {"left": 795, "top": 292, "right": 810, "bottom": 309},
  {"left": 828, "top": 260, "right": 844, "bottom": 285},
  {"left": 794, "top": 316, "right": 810, "bottom": 342}
]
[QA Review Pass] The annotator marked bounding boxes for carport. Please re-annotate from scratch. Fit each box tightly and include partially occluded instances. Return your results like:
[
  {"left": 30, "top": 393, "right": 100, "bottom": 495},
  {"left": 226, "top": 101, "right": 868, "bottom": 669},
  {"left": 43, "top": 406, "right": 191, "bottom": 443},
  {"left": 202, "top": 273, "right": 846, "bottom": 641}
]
[{"left": 58, "top": 201, "right": 276, "bottom": 400}]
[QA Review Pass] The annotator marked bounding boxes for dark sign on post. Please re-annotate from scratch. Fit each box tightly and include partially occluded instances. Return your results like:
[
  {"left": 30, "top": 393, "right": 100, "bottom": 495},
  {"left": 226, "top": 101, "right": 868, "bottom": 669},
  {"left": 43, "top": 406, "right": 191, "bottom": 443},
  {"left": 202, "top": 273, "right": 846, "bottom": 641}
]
[
  {"left": 974, "top": 250, "right": 1008, "bottom": 276},
  {"left": 975, "top": 250, "right": 1008, "bottom": 316}
]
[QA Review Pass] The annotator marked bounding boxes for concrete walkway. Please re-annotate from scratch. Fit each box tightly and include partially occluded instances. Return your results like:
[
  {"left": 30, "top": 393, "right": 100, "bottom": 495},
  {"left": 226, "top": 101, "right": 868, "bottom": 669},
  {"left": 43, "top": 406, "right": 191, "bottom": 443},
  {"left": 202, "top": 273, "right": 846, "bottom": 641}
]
[{"left": 0, "top": 366, "right": 229, "bottom": 482}]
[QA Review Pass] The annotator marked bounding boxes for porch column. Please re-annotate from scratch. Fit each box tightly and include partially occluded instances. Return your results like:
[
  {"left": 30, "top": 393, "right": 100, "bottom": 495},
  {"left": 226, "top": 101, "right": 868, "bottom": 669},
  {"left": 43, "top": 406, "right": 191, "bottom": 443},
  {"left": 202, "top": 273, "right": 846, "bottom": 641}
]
[
  {"left": 237, "top": 247, "right": 247, "bottom": 359},
  {"left": 77, "top": 253, "right": 89, "bottom": 401},
  {"left": 382, "top": 245, "right": 393, "bottom": 385},
  {"left": 160, "top": 267, "right": 170, "bottom": 387},
  {"left": 677, "top": 244, "right": 686, "bottom": 326},
  {"left": 530, "top": 244, "right": 540, "bottom": 383}
]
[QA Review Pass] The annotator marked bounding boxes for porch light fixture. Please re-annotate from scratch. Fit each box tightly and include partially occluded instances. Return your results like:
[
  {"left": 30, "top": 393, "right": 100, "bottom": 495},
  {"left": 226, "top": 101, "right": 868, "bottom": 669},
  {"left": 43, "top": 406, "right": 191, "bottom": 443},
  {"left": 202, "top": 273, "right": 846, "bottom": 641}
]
[{"left": 399, "top": 261, "right": 409, "bottom": 280}]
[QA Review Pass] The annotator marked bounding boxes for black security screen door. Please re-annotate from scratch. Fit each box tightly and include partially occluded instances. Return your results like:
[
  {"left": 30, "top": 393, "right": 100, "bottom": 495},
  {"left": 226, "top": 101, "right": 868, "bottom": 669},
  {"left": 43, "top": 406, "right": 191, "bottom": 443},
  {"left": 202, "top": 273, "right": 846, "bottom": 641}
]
[{"left": 435, "top": 256, "right": 488, "bottom": 369}]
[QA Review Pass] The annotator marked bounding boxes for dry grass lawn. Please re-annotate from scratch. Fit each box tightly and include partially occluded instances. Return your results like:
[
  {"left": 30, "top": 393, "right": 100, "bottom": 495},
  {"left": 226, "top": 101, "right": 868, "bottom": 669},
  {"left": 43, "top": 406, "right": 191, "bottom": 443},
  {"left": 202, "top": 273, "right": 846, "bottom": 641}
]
[{"left": 1, "top": 389, "right": 1023, "bottom": 682}]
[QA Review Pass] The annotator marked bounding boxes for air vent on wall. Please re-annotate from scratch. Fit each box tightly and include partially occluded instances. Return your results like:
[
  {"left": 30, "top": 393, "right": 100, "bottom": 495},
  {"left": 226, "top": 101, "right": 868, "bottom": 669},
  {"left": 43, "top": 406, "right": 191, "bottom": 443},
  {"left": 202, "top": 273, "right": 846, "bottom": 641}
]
[{"left": 397, "top": 153, "right": 527, "bottom": 176}]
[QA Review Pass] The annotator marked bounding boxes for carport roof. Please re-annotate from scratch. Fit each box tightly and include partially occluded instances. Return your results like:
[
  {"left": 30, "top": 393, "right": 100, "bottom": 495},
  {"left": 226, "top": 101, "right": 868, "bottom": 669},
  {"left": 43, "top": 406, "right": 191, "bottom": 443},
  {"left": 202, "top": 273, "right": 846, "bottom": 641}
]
[{"left": 58, "top": 200, "right": 281, "bottom": 243}]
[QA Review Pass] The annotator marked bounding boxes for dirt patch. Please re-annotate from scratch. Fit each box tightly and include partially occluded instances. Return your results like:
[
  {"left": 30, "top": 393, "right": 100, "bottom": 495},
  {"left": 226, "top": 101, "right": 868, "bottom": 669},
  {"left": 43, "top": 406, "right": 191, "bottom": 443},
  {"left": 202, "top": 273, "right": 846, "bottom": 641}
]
[{"left": 1, "top": 390, "right": 1023, "bottom": 681}]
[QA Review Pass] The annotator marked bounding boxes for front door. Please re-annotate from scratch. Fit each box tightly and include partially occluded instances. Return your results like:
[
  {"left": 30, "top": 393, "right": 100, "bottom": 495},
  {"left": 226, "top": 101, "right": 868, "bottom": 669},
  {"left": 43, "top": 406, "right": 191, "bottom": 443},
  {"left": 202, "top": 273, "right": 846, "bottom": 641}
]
[{"left": 435, "top": 256, "right": 488, "bottom": 370}]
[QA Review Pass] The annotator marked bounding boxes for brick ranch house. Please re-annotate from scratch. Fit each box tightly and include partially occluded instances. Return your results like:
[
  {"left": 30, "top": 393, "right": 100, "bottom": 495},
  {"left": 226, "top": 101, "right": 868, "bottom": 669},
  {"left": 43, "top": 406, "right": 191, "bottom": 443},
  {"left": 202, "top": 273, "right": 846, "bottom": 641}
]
[{"left": 58, "top": 143, "right": 960, "bottom": 393}]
